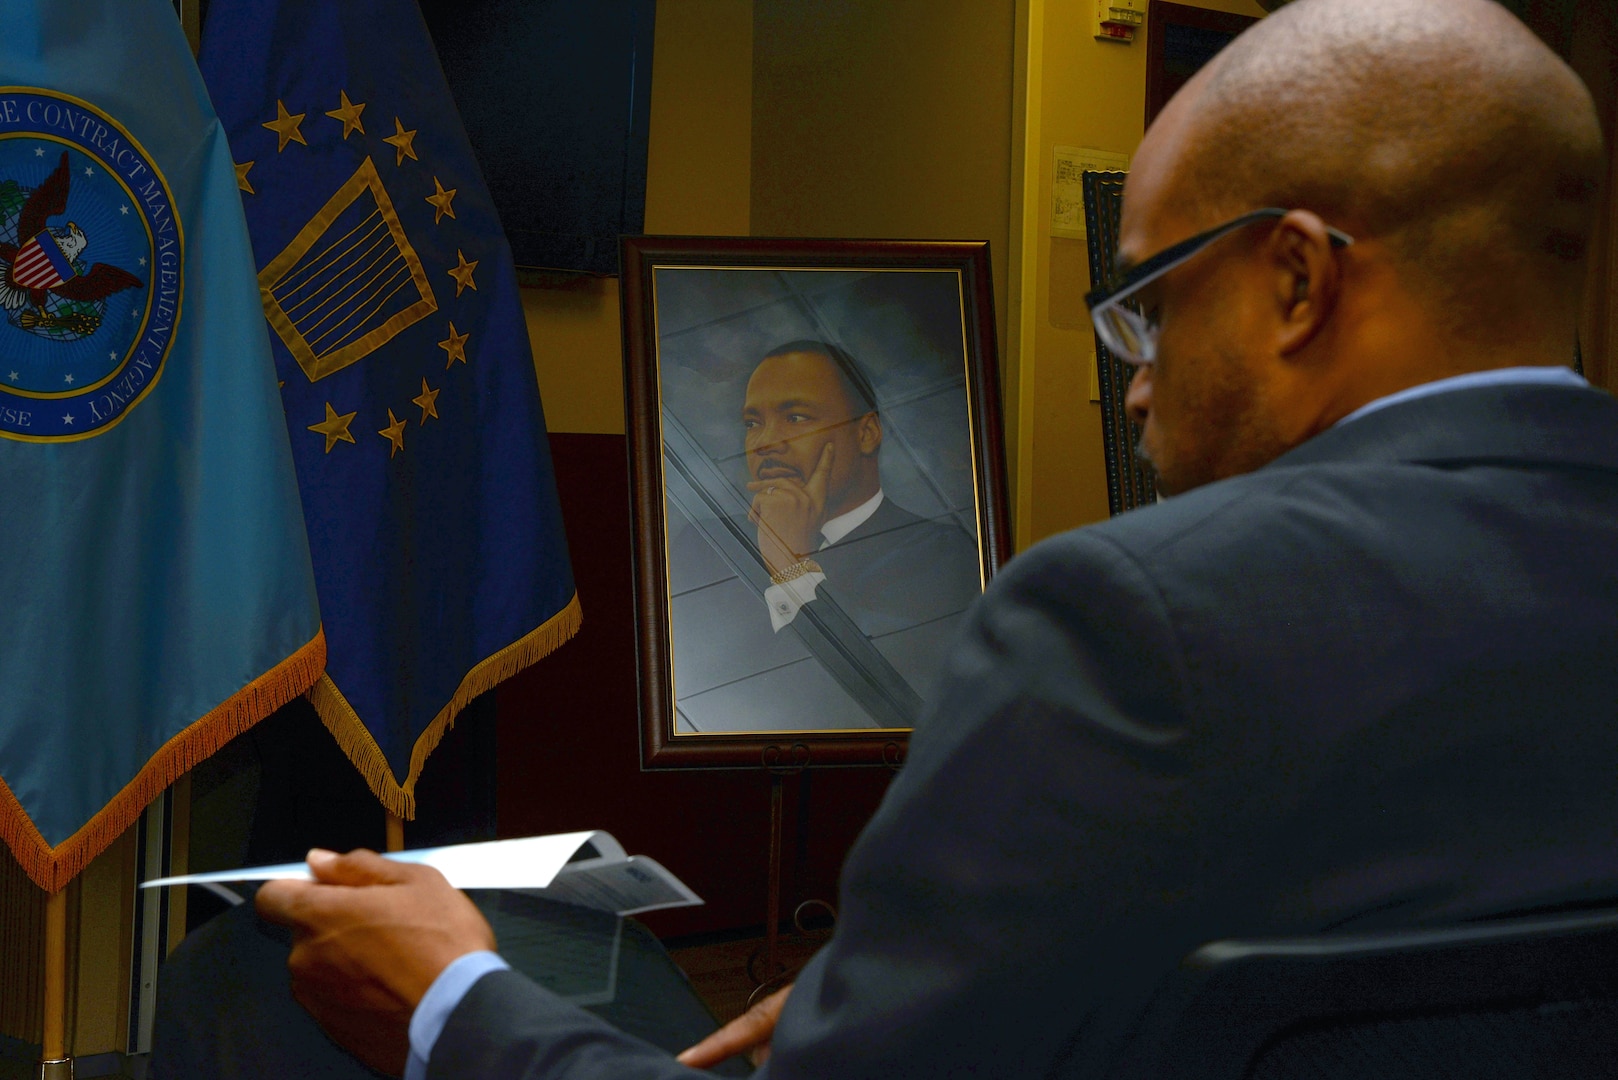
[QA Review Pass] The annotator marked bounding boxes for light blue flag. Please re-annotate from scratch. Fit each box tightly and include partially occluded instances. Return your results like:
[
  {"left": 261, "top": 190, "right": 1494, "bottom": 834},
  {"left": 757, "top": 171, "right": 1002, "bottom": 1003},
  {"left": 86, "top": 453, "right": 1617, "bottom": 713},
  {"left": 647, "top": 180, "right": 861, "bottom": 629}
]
[{"left": 0, "top": 0, "right": 324, "bottom": 892}]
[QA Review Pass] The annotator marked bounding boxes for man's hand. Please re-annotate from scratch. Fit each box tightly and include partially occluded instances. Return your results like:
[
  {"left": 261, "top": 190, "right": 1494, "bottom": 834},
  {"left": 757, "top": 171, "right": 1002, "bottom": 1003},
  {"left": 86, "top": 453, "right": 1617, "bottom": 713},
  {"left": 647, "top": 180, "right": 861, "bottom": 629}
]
[
  {"left": 749, "top": 443, "right": 834, "bottom": 576},
  {"left": 677, "top": 983, "right": 793, "bottom": 1069},
  {"left": 255, "top": 848, "right": 496, "bottom": 1077}
]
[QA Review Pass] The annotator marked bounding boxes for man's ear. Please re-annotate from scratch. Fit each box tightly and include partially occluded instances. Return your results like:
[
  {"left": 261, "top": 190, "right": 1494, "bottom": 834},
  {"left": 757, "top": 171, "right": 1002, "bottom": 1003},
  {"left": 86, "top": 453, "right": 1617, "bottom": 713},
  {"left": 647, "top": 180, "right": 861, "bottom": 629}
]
[
  {"left": 1270, "top": 209, "right": 1343, "bottom": 358},
  {"left": 857, "top": 412, "right": 882, "bottom": 455}
]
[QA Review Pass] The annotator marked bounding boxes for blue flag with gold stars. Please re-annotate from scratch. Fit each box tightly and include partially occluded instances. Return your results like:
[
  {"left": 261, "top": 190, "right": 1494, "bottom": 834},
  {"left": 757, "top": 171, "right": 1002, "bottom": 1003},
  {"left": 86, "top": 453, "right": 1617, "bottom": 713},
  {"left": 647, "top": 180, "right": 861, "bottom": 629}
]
[
  {"left": 199, "top": 0, "right": 579, "bottom": 820},
  {"left": 0, "top": 0, "right": 325, "bottom": 892}
]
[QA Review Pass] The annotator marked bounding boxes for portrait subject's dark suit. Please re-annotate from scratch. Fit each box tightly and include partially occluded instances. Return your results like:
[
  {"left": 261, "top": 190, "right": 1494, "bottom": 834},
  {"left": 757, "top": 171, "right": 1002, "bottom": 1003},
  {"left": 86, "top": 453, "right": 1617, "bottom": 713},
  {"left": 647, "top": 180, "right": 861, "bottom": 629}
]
[
  {"left": 662, "top": 494, "right": 982, "bottom": 732},
  {"left": 430, "top": 381, "right": 1618, "bottom": 1080},
  {"left": 787, "top": 496, "right": 983, "bottom": 638}
]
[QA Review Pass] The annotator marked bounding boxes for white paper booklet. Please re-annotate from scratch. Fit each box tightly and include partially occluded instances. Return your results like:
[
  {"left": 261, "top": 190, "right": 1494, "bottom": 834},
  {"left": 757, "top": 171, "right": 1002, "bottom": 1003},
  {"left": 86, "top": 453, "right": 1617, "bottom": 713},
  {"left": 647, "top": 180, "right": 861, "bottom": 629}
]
[{"left": 141, "top": 831, "right": 703, "bottom": 917}]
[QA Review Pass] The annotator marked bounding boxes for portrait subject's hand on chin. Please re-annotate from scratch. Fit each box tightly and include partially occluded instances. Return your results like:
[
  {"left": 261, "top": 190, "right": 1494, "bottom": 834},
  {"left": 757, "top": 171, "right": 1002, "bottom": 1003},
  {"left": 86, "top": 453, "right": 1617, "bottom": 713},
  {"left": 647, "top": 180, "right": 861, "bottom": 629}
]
[
  {"left": 749, "top": 442, "right": 834, "bottom": 576},
  {"left": 255, "top": 848, "right": 496, "bottom": 1077}
]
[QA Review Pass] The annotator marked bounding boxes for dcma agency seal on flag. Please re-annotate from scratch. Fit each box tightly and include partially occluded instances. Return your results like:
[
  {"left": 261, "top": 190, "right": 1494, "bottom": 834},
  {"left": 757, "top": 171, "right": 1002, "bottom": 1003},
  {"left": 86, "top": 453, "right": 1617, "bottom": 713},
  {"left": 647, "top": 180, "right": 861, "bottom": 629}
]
[{"left": 0, "top": 88, "right": 181, "bottom": 441}]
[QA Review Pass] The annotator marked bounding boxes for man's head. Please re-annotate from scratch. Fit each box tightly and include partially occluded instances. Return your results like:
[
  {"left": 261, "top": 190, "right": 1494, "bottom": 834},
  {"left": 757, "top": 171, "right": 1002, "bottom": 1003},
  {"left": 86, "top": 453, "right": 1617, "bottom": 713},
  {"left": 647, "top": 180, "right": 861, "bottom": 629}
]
[
  {"left": 1113, "top": 0, "right": 1604, "bottom": 495},
  {"left": 742, "top": 341, "right": 883, "bottom": 518}
]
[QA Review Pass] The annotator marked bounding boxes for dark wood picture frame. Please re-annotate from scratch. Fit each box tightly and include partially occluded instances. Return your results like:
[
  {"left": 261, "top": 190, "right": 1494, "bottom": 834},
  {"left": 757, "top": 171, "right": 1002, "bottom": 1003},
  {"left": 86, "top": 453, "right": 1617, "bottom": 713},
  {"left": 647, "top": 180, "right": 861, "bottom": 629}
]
[
  {"left": 620, "top": 236, "right": 1011, "bottom": 769},
  {"left": 1145, "top": 1, "right": 1260, "bottom": 129}
]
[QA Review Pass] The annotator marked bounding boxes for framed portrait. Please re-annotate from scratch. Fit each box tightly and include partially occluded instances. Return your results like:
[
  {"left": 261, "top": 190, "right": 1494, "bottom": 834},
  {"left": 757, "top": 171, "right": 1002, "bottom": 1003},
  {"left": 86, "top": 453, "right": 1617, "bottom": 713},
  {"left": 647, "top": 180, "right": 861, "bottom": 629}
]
[{"left": 620, "top": 237, "right": 1011, "bottom": 768}]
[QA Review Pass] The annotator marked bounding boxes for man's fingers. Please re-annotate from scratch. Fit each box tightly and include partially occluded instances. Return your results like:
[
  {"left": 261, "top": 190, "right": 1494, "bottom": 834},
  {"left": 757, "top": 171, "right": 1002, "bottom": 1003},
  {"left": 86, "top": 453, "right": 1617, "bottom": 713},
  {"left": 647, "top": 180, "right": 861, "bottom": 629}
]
[
  {"left": 306, "top": 847, "right": 416, "bottom": 887},
  {"left": 257, "top": 849, "right": 438, "bottom": 929},
  {"left": 675, "top": 1009, "right": 773, "bottom": 1067},
  {"left": 253, "top": 878, "right": 311, "bottom": 927},
  {"left": 676, "top": 984, "right": 792, "bottom": 1067},
  {"left": 255, "top": 877, "right": 371, "bottom": 932}
]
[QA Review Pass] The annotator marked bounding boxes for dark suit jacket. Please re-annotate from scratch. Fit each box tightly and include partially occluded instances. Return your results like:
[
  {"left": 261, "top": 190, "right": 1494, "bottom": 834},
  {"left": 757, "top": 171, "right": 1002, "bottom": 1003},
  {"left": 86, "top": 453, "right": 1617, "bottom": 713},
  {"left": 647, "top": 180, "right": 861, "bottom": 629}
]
[
  {"left": 790, "top": 495, "right": 982, "bottom": 637},
  {"left": 430, "top": 382, "right": 1618, "bottom": 1079}
]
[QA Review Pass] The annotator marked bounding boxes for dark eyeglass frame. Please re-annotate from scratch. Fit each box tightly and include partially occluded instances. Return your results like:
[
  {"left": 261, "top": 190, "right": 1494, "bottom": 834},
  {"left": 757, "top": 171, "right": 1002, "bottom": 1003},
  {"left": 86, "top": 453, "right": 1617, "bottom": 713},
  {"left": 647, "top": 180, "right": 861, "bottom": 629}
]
[{"left": 1084, "top": 207, "right": 1355, "bottom": 366}]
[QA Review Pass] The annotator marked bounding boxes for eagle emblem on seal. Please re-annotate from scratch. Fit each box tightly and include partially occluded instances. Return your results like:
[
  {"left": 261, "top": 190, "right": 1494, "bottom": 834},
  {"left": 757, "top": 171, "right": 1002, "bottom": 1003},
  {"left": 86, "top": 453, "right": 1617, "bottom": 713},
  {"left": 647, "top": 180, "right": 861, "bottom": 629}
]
[{"left": 0, "top": 151, "right": 143, "bottom": 339}]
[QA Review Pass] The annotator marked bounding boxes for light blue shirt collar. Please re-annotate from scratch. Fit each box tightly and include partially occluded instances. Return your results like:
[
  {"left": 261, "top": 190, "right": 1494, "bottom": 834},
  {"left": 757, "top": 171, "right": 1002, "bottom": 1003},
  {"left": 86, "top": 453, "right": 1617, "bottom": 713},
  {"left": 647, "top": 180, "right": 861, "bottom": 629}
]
[{"left": 1335, "top": 366, "right": 1588, "bottom": 427}]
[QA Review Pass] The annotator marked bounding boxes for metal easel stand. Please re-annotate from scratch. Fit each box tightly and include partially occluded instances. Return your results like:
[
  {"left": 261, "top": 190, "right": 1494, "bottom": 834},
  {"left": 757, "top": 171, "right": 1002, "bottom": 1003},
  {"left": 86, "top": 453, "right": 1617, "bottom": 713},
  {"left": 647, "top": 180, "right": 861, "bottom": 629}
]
[
  {"left": 751, "top": 743, "right": 810, "bottom": 994},
  {"left": 747, "top": 740, "right": 908, "bottom": 1005}
]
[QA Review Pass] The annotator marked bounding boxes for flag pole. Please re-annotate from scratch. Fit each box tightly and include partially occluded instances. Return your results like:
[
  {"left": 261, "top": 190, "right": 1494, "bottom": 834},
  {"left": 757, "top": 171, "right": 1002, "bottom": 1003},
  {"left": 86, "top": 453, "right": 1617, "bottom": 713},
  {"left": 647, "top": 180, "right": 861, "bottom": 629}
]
[
  {"left": 39, "top": 886, "right": 69, "bottom": 1079},
  {"left": 385, "top": 812, "right": 404, "bottom": 853}
]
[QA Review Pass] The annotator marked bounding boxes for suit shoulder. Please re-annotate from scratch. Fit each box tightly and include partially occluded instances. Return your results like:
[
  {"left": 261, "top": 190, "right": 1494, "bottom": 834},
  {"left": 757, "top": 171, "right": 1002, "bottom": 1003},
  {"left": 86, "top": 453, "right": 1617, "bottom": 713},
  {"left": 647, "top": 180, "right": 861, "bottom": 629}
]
[
  {"left": 1034, "top": 459, "right": 1396, "bottom": 581},
  {"left": 1002, "top": 471, "right": 1275, "bottom": 592}
]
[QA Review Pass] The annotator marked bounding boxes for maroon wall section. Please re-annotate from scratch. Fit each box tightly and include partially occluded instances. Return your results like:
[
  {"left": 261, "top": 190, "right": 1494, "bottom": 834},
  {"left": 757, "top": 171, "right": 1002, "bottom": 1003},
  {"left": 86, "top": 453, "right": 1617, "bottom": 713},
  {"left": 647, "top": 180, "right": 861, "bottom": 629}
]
[{"left": 497, "top": 433, "right": 895, "bottom": 939}]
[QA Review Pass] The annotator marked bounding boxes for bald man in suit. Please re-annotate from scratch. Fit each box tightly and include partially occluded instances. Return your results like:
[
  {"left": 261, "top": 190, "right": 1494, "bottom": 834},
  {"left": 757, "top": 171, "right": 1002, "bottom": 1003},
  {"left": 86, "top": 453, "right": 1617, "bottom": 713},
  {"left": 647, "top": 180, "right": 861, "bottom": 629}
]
[{"left": 255, "top": 1, "right": 1618, "bottom": 1076}]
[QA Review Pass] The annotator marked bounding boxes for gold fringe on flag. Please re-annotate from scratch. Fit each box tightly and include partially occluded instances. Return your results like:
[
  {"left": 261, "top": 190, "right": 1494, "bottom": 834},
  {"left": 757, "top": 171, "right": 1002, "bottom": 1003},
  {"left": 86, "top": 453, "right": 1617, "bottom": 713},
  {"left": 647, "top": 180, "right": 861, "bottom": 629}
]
[
  {"left": 308, "top": 592, "right": 582, "bottom": 820},
  {"left": 0, "top": 629, "right": 327, "bottom": 894}
]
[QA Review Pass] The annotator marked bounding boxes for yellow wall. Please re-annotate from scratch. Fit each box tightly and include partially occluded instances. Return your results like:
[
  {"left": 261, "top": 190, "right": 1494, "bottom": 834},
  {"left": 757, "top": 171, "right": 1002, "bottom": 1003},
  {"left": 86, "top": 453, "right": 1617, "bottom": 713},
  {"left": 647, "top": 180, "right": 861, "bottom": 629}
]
[
  {"left": 522, "top": 0, "right": 754, "bottom": 436},
  {"left": 523, "top": 0, "right": 1266, "bottom": 548},
  {"left": 750, "top": 0, "right": 1015, "bottom": 367},
  {"left": 1011, "top": 0, "right": 1267, "bottom": 547},
  {"left": 526, "top": 0, "right": 1013, "bottom": 440}
]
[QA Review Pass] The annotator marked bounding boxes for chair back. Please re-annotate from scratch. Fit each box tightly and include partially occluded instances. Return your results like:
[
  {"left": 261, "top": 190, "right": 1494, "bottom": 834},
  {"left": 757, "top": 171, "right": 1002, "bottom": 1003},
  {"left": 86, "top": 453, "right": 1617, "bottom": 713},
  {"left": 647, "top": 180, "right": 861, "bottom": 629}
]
[{"left": 1109, "top": 906, "right": 1618, "bottom": 1079}]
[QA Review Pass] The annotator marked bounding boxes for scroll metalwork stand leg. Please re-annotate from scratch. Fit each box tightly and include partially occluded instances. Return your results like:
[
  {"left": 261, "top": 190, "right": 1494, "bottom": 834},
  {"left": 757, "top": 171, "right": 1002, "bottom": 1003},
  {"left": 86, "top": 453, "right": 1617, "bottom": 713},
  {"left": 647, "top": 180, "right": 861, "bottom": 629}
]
[
  {"left": 753, "top": 744, "right": 809, "bottom": 989},
  {"left": 751, "top": 744, "right": 848, "bottom": 1001},
  {"left": 764, "top": 772, "right": 785, "bottom": 981},
  {"left": 793, "top": 769, "right": 812, "bottom": 914}
]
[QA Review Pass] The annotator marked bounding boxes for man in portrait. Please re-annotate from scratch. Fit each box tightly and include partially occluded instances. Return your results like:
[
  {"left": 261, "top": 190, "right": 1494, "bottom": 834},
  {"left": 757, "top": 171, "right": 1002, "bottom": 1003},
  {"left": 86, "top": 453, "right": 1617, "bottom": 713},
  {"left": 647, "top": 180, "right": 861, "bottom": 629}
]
[
  {"left": 740, "top": 339, "right": 981, "bottom": 639},
  {"left": 660, "top": 333, "right": 983, "bottom": 732}
]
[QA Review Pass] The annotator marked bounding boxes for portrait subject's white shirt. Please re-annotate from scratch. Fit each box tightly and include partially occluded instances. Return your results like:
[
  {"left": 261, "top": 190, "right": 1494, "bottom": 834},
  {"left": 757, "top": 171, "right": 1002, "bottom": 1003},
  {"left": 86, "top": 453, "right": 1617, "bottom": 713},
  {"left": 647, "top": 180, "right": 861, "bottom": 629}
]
[
  {"left": 818, "top": 488, "right": 884, "bottom": 546},
  {"left": 765, "top": 490, "right": 885, "bottom": 632}
]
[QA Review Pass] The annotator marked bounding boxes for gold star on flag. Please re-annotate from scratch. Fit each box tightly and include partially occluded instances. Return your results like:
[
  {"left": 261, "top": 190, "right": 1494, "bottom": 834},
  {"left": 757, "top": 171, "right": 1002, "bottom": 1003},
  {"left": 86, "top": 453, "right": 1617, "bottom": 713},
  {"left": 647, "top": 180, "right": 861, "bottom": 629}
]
[
  {"left": 308, "top": 402, "right": 356, "bottom": 453},
  {"left": 235, "top": 160, "right": 255, "bottom": 194},
  {"left": 383, "top": 116, "right": 418, "bottom": 166},
  {"left": 262, "top": 100, "right": 307, "bottom": 152},
  {"left": 438, "top": 323, "right": 469, "bottom": 367},
  {"left": 447, "top": 250, "right": 478, "bottom": 296},
  {"left": 378, "top": 409, "right": 407, "bottom": 457},
  {"left": 413, "top": 378, "right": 441, "bottom": 423},
  {"left": 325, "top": 90, "right": 367, "bottom": 139},
  {"left": 426, "top": 177, "right": 457, "bottom": 224}
]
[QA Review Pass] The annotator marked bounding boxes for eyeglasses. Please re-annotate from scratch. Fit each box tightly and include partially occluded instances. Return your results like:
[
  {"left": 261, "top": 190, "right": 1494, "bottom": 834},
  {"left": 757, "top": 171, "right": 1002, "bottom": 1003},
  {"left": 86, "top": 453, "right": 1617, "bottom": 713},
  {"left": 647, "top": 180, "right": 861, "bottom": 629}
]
[{"left": 1084, "top": 207, "right": 1355, "bottom": 367}]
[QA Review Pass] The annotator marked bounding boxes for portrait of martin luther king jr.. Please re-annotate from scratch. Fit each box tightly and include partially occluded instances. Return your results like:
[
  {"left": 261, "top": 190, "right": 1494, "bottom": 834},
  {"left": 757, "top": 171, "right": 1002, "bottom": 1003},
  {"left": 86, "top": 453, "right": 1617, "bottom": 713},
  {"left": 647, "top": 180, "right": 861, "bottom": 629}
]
[
  {"left": 739, "top": 339, "right": 981, "bottom": 640},
  {"left": 660, "top": 278, "right": 988, "bottom": 735}
]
